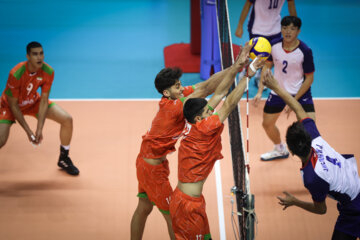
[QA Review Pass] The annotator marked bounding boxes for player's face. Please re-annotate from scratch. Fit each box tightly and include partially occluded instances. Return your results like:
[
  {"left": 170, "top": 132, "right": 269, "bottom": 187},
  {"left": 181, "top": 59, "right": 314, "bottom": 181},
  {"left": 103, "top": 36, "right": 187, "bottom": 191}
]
[
  {"left": 200, "top": 107, "right": 213, "bottom": 119},
  {"left": 281, "top": 23, "right": 300, "bottom": 44},
  {"left": 166, "top": 80, "right": 184, "bottom": 100},
  {"left": 26, "top": 47, "right": 44, "bottom": 71}
]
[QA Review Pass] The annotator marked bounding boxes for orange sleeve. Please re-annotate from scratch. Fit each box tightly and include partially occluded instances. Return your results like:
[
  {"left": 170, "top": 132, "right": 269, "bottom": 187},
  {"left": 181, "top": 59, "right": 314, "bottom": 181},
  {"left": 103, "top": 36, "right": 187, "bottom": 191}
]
[
  {"left": 4, "top": 73, "right": 20, "bottom": 98},
  {"left": 183, "top": 85, "right": 195, "bottom": 97},
  {"left": 41, "top": 71, "right": 54, "bottom": 93},
  {"left": 197, "top": 114, "right": 222, "bottom": 135}
]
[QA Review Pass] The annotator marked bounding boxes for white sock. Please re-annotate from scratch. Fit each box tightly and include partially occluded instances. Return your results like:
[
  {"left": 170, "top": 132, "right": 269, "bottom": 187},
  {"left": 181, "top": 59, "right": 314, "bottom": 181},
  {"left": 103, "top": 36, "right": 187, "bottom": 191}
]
[
  {"left": 61, "top": 145, "right": 70, "bottom": 150},
  {"left": 275, "top": 143, "right": 284, "bottom": 152}
]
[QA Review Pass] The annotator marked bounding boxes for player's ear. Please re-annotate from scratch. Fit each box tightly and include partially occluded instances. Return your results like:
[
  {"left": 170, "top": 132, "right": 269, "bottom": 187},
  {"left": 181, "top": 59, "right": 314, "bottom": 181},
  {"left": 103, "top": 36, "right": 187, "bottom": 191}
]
[
  {"left": 194, "top": 115, "right": 202, "bottom": 123},
  {"left": 163, "top": 89, "right": 170, "bottom": 98}
]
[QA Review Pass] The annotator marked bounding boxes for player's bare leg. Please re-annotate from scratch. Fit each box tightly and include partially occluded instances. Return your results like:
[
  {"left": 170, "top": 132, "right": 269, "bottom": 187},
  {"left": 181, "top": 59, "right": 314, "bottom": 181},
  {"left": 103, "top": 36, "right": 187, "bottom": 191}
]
[
  {"left": 161, "top": 212, "right": 175, "bottom": 240},
  {"left": 261, "top": 112, "right": 289, "bottom": 161},
  {"left": 262, "top": 112, "right": 281, "bottom": 145},
  {"left": 131, "top": 197, "right": 154, "bottom": 240},
  {"left": 46, "top": 104, "right": 73, "bottom": 145},
  {"left": 0, "top": 123, "right": 11, "bottom": 149},
  {"left": 46, "top": 104, "right": 79, "bottom": 175}
]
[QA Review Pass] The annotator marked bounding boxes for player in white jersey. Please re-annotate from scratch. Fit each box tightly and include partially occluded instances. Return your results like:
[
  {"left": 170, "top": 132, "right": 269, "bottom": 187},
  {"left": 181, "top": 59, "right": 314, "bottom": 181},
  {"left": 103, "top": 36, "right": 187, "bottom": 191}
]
[
  {"left": 262, "top": 69, "right": 360, "bottom": 240},
  {"left": 235, "top": 0, "right": 297, "bottom": 87},
  {"left": 254, "top": 16, "right": 316, "bottom": 161},
  {"left": 235, "top": 0, "right": 296, "bottom": 41}
]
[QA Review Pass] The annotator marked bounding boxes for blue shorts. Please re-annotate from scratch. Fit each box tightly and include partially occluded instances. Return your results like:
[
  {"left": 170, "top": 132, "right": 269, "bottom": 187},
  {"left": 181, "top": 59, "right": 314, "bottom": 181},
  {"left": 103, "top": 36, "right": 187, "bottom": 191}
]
[
  {"left": 335, "top": 193, "right": 360, "bottom": 237},
  {"left": 264, "top": 89, "right": 315, "bottom": 114},
  {"left": 249, "top": 32, "right": 282, "bottom": 43}
]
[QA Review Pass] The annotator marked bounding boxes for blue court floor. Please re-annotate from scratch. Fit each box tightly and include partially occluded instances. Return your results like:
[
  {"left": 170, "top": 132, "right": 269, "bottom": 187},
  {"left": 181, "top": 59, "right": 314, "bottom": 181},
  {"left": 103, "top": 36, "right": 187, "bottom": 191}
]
[{"left": 0, "top": 0, "right": 359, "bottom": 99}]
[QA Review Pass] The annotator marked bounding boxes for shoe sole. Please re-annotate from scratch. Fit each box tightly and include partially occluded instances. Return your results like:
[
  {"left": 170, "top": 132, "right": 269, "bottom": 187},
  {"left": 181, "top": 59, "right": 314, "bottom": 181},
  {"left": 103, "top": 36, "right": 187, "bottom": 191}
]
[
  {"left": 261, "top": 153, "right": 289, "bottom": 161},
  {"left": 58, "top": 164, "right": 80, "bottom": 176}
]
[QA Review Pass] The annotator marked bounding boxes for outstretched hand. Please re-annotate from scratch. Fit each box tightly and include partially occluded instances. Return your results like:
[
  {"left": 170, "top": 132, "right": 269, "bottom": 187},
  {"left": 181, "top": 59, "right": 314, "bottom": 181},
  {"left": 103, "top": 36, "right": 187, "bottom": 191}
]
[
  {"left": 277, "top": 191, "right": 297, "bottom": 210},
  {"left": 262, "top": 69, "right": 279, "bottom": 90},
  {"left": 247, "top": 56, "right": 266, "bottom": 78},
  {"left": 234, "top": 42, "right": 251, "bottom": 70}
]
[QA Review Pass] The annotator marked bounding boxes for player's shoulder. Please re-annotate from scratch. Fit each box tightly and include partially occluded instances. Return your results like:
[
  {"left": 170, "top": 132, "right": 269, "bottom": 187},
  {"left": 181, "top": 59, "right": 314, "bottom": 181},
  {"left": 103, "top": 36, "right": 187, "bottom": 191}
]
[
  {"left": 298, "top": 40, "right": 313, "bottom": 54},
  {"left": 41, "top": 62, "right": 54, "bottom": 76},
  {"left": 10, "top": 61, "right": 27, "bottom": 80},
  {"left": 159, "top": 97, "right": 183, "bottom": 109},
  {"left": 270, "top": 37, "right": 282, "bottom": 47}
]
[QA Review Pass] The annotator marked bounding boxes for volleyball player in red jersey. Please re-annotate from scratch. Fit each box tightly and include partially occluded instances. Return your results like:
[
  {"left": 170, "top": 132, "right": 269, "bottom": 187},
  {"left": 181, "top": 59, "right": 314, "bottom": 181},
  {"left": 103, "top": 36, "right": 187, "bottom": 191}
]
[
  {"left": 130, "top": 45, "right": 252, "bottom": 240},
  {"left": 169, "top": 47, "right": 265, "bottom": 240},
  {"left": 0, "top": 42, "right": 79, "bottom": 176}
]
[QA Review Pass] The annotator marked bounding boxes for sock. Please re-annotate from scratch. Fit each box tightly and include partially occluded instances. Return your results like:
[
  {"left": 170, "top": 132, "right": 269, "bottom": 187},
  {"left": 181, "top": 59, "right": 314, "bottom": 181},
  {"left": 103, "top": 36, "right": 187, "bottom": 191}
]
[
  {"left": 61, "top": 145, "right": 70, "bottom": 151},
  {"left": 275, "top": 143, "right": 285, "bottom": 152}
]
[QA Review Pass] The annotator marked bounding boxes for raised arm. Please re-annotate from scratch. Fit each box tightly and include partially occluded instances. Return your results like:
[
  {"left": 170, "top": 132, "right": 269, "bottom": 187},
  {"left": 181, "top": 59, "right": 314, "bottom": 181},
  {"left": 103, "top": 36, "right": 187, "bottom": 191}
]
[
  {"left": 235, "top": 0, "right": 252, "bottom": 38},
  {"left": 216, "top": 57, "right": 265, "bottom": 123},
  {"left": 205, "top": 42, "right": 252, "bottom": 109},
  {"left": 288, "top": 0, "right": 297, "bottom": 16},
  {"left": 253, "top": 61, "right": 273, "bottom": 107},
  {"left": 262, "top": 69, "right": 307, "bottom": 120},
  {"left": 185, "top": 42, "right": 252, "bottom": 104},
  {"left": 191, "top": 44, "right": 250, "bottom": 99}
]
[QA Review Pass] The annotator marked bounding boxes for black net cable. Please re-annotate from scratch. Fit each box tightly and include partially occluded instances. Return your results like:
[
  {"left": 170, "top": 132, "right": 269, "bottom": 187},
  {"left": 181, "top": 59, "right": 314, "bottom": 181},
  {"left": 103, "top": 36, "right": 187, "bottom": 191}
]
[{"left": 215, "top": 0, "right": 247, "bottom": 239}]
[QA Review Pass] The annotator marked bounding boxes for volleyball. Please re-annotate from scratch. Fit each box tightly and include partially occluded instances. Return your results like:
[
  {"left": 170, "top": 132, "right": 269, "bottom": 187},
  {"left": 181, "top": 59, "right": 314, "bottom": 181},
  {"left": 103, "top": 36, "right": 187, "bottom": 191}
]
[{"left": 249, "top": 37, "right": 271, "bottom": 60}]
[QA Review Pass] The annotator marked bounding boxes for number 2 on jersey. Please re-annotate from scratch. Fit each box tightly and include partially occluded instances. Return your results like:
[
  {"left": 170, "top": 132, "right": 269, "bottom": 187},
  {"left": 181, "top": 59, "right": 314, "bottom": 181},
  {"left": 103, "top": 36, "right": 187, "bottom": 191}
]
[{"left": 282, "top": 60, "right": 288, "bottom": 74}]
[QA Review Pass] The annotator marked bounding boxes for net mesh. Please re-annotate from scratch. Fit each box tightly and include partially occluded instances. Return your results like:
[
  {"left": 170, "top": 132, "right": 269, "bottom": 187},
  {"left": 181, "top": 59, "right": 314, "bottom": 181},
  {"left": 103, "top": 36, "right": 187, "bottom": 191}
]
[{"left": 216, "top": 0, "right": 247, "bottom": 239}]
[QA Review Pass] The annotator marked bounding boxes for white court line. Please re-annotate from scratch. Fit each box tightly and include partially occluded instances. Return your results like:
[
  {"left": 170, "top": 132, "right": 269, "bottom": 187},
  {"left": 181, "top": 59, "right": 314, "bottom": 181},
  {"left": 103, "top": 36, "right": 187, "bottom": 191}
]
[
  {"left": 215, "top": 160, "right": 226, "bottom": 240},
  {"left": 50, "top": 97, "right": 360, "bottom": 101}
]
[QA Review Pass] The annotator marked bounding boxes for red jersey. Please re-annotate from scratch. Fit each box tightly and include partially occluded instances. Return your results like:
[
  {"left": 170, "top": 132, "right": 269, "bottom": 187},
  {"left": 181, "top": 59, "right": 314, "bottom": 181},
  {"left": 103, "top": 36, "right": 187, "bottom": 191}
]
[
  {"left": 178, "top": 114, "right": 224, "bottom": 183},
  {"left": 1, "top": 61, "right": 54, "bottom": 111},
  {"left": 139, "top": 86, "right": 194, "bottom": 159}
]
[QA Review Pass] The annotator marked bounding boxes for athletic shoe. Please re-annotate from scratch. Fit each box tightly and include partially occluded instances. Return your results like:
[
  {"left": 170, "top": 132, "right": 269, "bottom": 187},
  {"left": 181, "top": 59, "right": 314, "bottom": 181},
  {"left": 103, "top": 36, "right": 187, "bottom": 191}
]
[
  {"left": 58, "top": 147, "right": 80, "bottom": 175},
  {"left": 260, "top": 148, "right": 289, "bottom": 161}
]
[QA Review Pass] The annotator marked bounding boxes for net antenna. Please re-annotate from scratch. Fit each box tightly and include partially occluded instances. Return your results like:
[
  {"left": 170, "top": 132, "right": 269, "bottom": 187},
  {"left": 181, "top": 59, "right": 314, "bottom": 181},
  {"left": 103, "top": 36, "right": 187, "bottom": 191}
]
[{"left": 215, "top": 0, "right": 256, "bottom": 239}]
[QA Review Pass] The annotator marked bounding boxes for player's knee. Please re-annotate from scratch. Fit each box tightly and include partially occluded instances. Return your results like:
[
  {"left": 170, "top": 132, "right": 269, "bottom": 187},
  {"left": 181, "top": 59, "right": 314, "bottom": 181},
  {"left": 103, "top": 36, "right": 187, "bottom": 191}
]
[{"left": 63, "top": 114, "right": 73, "bottom": 126}]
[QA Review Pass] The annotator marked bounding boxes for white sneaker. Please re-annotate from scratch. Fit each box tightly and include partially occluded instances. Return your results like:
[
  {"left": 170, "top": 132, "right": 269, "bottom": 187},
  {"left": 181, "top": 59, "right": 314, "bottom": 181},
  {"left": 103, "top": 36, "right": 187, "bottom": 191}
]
[{"left": 260, "top": 147, "right": 289, "bottom": 161}]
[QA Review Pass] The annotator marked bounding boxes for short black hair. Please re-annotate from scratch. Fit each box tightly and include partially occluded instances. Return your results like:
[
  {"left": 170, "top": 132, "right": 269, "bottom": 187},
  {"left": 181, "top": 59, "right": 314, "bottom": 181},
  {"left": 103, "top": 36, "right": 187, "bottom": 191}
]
[
  {"left": 154, "top": 67, "right": 182, "bottom": 95},
  {"left": 286, "top": 121, "right": 312, "bottom": 158},
  {"left": 26, "top": 41, "right": 42, "bottom": 55},
  {"left": 281, "top": 16, "right": 302, "bottom": 29},
  {"left": 183, "top": 98, "right": 207, "bottom": 124}
]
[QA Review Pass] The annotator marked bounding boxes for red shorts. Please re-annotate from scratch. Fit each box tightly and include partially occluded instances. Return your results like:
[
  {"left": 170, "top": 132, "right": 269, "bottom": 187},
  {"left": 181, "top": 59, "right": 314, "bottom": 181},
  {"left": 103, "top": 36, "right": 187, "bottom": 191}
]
[
  {"left": 136, "top": 155, "right": 173, "bottom": 214},
  {"left": 169, "top": 187, "right": 212, "bottom": 240},
  {"left": 0, "top": 99, "right": 55, "bottom": 124}
]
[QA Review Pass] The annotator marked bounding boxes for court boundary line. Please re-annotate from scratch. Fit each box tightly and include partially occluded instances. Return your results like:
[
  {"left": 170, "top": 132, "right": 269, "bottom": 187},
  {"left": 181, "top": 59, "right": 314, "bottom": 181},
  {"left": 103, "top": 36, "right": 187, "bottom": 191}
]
[{"left": 50, "top": 97, "right": 360, "bottom": 101}]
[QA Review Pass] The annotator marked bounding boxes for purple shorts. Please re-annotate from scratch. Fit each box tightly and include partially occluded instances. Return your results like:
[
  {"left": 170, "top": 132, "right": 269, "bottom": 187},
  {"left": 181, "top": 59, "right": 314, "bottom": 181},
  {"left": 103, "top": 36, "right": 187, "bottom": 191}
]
[
  {"left": 264, "top": 89, "right": 315, "bottom": 114},
  {"left": 249, "top": 32, "right": 282, "bottom": 43},
  {"left": 334, "top": 193, "right": 360, "bottom": 237}
]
